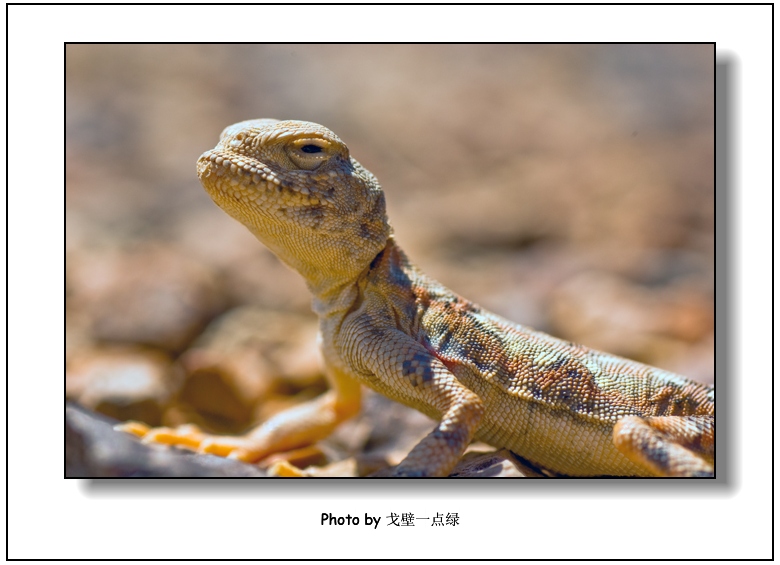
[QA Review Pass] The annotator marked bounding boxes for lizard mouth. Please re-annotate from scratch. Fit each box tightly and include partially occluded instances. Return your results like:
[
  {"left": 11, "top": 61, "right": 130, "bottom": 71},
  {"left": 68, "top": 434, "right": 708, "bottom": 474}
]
[{"left": 196, "top": 148, "right": 291, "bottom": 210}]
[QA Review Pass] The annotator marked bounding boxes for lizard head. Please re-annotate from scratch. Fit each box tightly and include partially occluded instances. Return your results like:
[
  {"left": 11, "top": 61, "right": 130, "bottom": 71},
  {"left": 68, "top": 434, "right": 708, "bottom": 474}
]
[{"left": 197, "top": 119, "right": 392, "bottom": 297}]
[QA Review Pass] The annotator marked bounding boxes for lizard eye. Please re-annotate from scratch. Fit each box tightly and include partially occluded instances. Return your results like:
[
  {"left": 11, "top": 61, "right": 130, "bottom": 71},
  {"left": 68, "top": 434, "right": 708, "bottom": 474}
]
[{"left": 287, "top": 139, "right": 332, "bottom": 171}]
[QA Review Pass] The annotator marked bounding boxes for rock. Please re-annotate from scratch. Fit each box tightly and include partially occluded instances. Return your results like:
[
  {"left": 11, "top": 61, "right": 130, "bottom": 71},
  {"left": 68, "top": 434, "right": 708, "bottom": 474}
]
[
  {"left": 449, "top": 449, "right": 545, "bottom": 477},
  {"left": 66, "top": 346, "right": 178, "bottom": 426},
  {"left": 191, "top": 306, "right": 323, "bottom": 388},
  {"left": 369, "top": 449, "right": 545, "bottom": 478},
  {"left": 175, "top": 346, "right": 269, "bottom": 429},
  {"left": 66, "top": 403, "right": 266, "bottom": 477}
]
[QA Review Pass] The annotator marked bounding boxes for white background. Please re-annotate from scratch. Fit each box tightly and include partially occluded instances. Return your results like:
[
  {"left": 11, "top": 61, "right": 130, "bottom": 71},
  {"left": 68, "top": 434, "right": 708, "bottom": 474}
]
[{"left": 6, "top": 4, "right": 773, "bottom": 560}]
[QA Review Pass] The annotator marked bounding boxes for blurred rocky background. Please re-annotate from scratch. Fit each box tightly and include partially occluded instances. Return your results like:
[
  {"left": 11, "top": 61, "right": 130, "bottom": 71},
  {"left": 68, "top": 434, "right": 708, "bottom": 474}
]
[{"left": 65, "top": 44, "right": 714, "bottom": 476}]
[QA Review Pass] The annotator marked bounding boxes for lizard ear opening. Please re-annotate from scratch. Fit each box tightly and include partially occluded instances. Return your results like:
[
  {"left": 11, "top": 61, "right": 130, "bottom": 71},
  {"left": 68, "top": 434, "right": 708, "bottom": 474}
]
[{"left": 286, "top": 139, "right": 333, "bottom": 170}]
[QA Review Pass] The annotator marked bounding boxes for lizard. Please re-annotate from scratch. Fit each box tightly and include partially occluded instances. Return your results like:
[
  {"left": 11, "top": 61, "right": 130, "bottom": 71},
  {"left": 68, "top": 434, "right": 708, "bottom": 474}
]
[{"left": 121, "top": 119, "right": 715, "bottom": 477}]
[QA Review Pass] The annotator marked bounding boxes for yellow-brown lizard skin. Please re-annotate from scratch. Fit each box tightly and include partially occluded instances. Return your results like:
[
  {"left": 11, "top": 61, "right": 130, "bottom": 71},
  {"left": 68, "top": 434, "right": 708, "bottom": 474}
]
[{"left": 125, "top": 119, "right": 714, "bottom": 477}]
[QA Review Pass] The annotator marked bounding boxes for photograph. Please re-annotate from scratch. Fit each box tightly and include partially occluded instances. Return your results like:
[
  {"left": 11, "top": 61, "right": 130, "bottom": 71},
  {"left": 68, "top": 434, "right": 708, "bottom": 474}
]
[{"left": 65, "top": 44, "right": 715, "bottom": 479}]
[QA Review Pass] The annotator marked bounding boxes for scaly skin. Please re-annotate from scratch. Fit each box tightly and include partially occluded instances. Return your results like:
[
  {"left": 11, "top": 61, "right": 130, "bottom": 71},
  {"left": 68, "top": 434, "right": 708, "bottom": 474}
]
[{"left": 124, "top": 119, "right": 714, "bottom": 477}]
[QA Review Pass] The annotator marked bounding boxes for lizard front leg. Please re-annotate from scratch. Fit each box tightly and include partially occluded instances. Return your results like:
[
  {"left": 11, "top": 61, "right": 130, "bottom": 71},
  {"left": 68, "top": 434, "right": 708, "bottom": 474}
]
[
  {"left": 613, "top": 414, "right": 714, "bottom": 477},
  {"left": 350, "top": 327, "right": 485, "bottom": 477},
  {"left": 117, "top": 362, "right": 361, "bottom": 464}
]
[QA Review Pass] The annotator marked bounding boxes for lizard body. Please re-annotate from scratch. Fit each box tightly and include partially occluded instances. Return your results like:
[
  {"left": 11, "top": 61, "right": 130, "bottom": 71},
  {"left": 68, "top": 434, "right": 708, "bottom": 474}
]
[{"left": 127, "top": 119, "right": 714, "bottom": 477}]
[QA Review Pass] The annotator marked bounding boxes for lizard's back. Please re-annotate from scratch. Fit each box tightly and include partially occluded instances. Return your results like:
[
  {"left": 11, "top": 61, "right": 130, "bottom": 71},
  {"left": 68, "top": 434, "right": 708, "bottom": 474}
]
[{"left": 357, "top": 239, "right": 713, "bottom": 476}]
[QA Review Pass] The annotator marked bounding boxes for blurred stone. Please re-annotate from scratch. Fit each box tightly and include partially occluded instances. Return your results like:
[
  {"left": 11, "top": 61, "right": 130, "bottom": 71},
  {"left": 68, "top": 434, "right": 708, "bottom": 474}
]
[
  {"left": 66, "top": 406, "right": 90, "bottom": 477},
  {"left": 172, "top": 210, "right": 312, "bottom": 312},
  {"left": 66, "top": 244, "right": 224, "bottom": 352},
  {"left": 549, "top": 271, "right": 713, "bottom": 376},
  {"left": 176, "top": 347, "right": 270, "bottom": 429},
  {"left": 173, "top": 306, "right": 326, "bottom": 431},
  {"left": 661, "top": 332, "right": 715, "bottom": 386},
  {"left": 192, "top": 306, "right": 323, "bottom": 388},
  {"left": 65, "top": 306, "right": 93, "bottom": 364},
  {"left": 67, "top": 346, "right": 178, "bottom": 426}
]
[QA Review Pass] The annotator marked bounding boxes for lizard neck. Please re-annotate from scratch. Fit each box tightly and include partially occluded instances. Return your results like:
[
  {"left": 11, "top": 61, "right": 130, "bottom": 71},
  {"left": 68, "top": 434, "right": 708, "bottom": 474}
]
[
  {"left": 243, "top": 217, "right": 391, "bottom": 317},
  {"left": 309, "top": 237, "right": 405, "bottom": 319},
  {"left": 304, "top": 241, "right": 390, "bottom": 319},
  {"left": 309, "top": 275, "right": 362, "bottom": 319}
]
